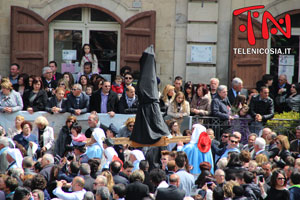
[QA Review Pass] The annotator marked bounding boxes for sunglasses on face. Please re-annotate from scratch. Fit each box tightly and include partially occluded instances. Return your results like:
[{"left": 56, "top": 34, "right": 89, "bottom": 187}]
[
  {"left": 222, "top": 135, "right": 229, "bottom": 138},
  {"left": 72, "top": 88, "right": 80, "bottom": 91},
  {"left": 277, "top": 177, "right": 285, "bottom": 180},
  {"left": 230, "top": 140, "right": 238, "bottom": 144},
  {"left": 128, "top": 125, "right": 134, "bottom": 128},
  {"left": 125, "top": 77, "right": 133, "bottom": 80}
]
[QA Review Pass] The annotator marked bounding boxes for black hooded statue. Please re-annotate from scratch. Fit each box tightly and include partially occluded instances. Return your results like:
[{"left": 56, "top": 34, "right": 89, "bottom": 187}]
[{"left": 130, "top": 45, "right": 170, "bottom": 144}]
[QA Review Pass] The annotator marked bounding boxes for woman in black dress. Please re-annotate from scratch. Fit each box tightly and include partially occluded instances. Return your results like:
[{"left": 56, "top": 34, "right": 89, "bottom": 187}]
[{"left": 265, "top": 169, "right": 289, "bottom": 200}]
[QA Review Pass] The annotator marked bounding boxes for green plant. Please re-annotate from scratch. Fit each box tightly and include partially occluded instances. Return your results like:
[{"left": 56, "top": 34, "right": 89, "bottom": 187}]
[{"left": 266, "top": 111, "right": 300, "bottom": 140}]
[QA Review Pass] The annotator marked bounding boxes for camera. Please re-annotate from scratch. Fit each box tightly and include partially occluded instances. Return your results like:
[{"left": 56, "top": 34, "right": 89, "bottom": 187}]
[{"left": 67, "top": 153, "right": 74, "bottom": 161}]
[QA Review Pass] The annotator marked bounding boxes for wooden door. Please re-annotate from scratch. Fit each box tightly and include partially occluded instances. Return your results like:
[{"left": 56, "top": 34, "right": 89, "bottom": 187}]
[
  {"left": 230, "top": 14, "right": 268, "bottom": 89},
  {"left": 11, "top": 6, "right": 48, "bottom": 76},
  {"left": 121, "top": 11, "right": 156, "bottom": 72}
]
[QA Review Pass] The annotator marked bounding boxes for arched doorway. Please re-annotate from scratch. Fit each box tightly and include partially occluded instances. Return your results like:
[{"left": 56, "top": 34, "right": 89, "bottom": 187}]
[
  {"left": 11, "top": 5, "right": 156, "bottom": 77},
  {"left": 48, "top": 7, "right": 121, "bottom": 82}
]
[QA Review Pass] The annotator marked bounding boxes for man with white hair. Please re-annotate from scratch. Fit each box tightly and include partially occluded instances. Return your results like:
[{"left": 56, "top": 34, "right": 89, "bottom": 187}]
[
  {"left": 95, "top": 186, "right": 110, "bottom": 200},
  {"left": 40, "top": 153, "right": 55, "bottom": 182},
  {"left": 228, "top": 77, "right": 247, "bottom": 105},
  {"left": 209, "top": 78, "right": 219, "bottom": 99},
  {"left": 0, "top": 137, "right": 10, "bottom": 173},
  {"left": 66, "top": 83, "right": 90, "bottom": 115},
  {"left": 93, "top": 175, "right": 107, "bottom": 194},
  {"left": 251, "top": 137, "right": 269, "bottom": 160},
  {"left": 42, "top": 66, "right": 57, "bottom": 97},
  {"left": 274, "top": 74, "right": 291, "bottom": 113},
  {"left": 212, "top": 85, "right": 234, "bottom": 121}
]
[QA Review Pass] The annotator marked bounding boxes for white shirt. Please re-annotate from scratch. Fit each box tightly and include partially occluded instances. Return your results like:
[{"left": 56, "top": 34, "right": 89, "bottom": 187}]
[{"left": 53, "top": 187, "right": 86, "bottom": 200}]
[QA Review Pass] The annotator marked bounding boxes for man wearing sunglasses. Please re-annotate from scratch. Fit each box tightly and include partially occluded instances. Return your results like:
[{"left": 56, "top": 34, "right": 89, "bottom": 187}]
[
  {"left": 122, "top": 72, "right": 136, "bottom": 95},
  {"left": 220, "top": 134, "right": 240, "bottom": 159}
]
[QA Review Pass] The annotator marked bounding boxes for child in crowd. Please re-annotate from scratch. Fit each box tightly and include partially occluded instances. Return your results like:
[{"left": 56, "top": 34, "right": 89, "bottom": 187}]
[
  {"left": 111, "top": 75, "right": 124, "bottom": 98},
  {"left": 85, "top": 85, "right": 93, "bottom": 96},
  {"left": 80, "top": 44, "right": 98, "bottom": 73},
  {"left": 232, "top": 105, "right": 251, "bottom": 144},
  {"left": 70, "top": 123, "right": 86, "bottom": 144}
]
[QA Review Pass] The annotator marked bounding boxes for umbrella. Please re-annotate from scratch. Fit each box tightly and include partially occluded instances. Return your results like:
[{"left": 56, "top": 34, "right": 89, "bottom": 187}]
[{"left": 130, "top": 45, "right": 170, "bottom": 144}]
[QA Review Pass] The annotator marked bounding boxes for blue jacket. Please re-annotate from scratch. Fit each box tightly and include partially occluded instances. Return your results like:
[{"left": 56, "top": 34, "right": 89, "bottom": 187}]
[{"left": 13, "top": 133, "right": 39, "bottom": 150}]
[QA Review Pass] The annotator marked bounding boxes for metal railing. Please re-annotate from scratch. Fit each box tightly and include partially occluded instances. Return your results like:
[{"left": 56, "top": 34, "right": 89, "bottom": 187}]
[{"left": 192, "top": 116, "right": 300, "bottom": 141}]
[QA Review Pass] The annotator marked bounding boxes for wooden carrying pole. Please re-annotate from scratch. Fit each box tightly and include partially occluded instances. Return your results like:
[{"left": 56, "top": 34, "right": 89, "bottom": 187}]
[{"left": 112, "top": 136, "right": 191, "bottom": 148}]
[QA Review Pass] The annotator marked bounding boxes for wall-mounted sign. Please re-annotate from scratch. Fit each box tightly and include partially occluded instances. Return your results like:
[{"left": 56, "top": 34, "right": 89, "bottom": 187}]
[
  {"left": 62, "top": 50, "right": 77, "bottom": 60},
  {"left": 190, "top": 45, "right": 213, "bottom": 63}
]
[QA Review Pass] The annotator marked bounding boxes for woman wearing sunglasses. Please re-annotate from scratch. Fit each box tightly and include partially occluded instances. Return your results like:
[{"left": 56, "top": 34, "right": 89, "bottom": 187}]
[
  {"left": 273, "top": 135, "right": 291, "bottom": 168},
  {"left": 116, "top": 117, "right": 135, "bottom": 138},
  {"left": 264, "top": 169, "right": 289, "bottom": 200}
]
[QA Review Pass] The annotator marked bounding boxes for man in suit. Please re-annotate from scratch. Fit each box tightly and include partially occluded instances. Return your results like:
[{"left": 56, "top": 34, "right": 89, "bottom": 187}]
[
  {"left": 228, "top": 77, "right": 248, "bottom": 105},
  {"left": 0, "top": 137, "right": 9, "bottom": 174},
  {"left": 90, "top": 81, "right": 119, "bottom": 117},
  {"left": 110, "top": 160, "right": 129, "bottom": 185},
  {"left": 67, "top": 84, "right": 89, "bottom": 115},
  {"left": 156, "top": 174, "right": 185, "bottom": 200},
  {"left": 251, "top": 137, "right": 269, "bottom": 160},
  {"left": 79, "top": 163, "right": 94, "bottom": 192},
  {"left": 118, "top": 85, "right": 138, "bottom": 114},
  {"left": 49, "top": 61, "right": 63, "bottom": 81},
  {"left": 211, "top": 85, "right": 234, "bottom": 121},
  {"left": 125, "top": 170, "right": 149, "bottom": 200}
]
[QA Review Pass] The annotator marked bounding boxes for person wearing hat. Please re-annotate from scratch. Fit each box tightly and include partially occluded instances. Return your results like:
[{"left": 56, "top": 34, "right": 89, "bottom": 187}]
[
  {"left": 129, "top": 150, "right": 145, "bottom": 172},
  {"left": 73, "top": 141, "right": 89, "bottom": 164},
  {"left": 86, "top": 126, "right": 106, "bottom": 160},
  {"left": 182, "top": 124, "right": 214, "bottom": 174}
]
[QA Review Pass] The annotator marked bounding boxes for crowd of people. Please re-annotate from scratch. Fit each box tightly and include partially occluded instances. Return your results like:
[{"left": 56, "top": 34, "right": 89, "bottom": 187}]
[{"left": 0, "top": 47, "right": 300, "bottom": 200}]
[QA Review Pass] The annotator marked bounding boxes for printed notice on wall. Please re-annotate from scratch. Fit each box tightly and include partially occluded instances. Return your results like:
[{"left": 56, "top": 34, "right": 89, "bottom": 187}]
[
  {"left": 279, "top": 55, "right": 295, "bottom": 83},
  {"left": 190, "top": 45, "right": 213, "bottom": 63},
  {"left": 62, "top": 50, "right": 77, "bottom": 60}
]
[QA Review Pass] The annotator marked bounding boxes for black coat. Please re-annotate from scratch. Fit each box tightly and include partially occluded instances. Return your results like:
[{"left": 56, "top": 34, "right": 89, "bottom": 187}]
[
  {"left": 45, "top": 96, "right": 67, "bottom": 113},
  {"left": 113, "top": 173, "right": 129, "bottom": 185},
  {"left": 42, "top": 77, "right": 57, "bottom": 97},
  {"left": 156, "top": 185, "right": 185, "bottom": 200},
  {"left": 249, "top": 95, "right": 274, "bottom": 122},
  {"left": 23, "top": 89, "right": 48, "bottom": 111},
  {"left": 118, "top": 95, "right": 139, "bottom": 114},
  {"left": 54, "top": 126, "right": 72, "bottom": 157},
  {"left": 125, "top": 181, "right": 149, "bottom": 200},
  {"left": 89, "top": 89, "right": 119, "bottom": 113}
]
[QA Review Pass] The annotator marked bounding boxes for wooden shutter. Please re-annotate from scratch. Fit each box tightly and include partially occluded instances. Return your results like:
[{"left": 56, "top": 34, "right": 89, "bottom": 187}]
[
  {"left": 121, "top": 11, "right": 156, "bottom": 72},
  {"left": 230, "top": 14, "right": 268, "bottom": 89},
  {"left": 11, "top": 6, "right": 48, "bottom": 76}
]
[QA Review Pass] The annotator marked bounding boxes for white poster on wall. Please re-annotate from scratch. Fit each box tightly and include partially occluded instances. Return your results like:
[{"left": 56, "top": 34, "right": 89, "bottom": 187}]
[
  {"left": 279, "top": 55, "right": 295, "bottom": 83},
  {"left": 62, "top": 50, "right": 77, "bottom": 60},
  {"left": 190, "top": 45, "right": 213, "bottom": 63}
]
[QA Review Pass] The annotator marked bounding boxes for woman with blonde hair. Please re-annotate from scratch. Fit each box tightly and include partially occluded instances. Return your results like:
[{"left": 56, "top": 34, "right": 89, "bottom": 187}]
[
  {"left": 117, "top": 117, "right": 135, "bottom": 138},
  {"left": 101, "top": 170, "right": 115, "bottom": 194},
  {"left": 223, "top": 180, "right": 240, "bottom": 199},
  {"left": 0, "top": 81, "right": 23, "bottom": 113},
  {"left": 32, "top": 116, "right": 54, "bottom": 156},
  {"left": 57, "top": 78, "right": 71, "bottom": 97},
  {"left": 160, "top": 84, "right": 175, "bottom": 111},
  {"left": 7, "top": 115, "right": 25, "bottom": 138},
  {"left": 274, "top": 135, "right": 291, "bottom": 168},
  {"left": 45, "top": 87, "right": 67, "bottom": 114},
  {"left": 167, "top": 91, "right": 190, "bottom": 119}
]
